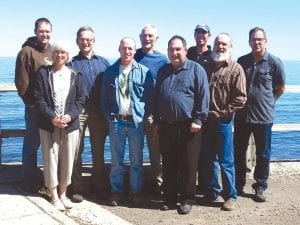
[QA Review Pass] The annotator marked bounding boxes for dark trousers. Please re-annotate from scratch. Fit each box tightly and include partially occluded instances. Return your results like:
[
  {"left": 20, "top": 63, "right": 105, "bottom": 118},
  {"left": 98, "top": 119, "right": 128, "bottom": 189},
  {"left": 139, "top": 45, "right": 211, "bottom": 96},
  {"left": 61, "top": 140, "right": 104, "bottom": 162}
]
[
  {"left": 159, "top": 120, "right": 201, "bottom": 204},
  {"left": 234, "top": 120, "right": 273, "bottom": 190},
  {"left": 71, "top": 110, "right": 109, "bottom": 193}
]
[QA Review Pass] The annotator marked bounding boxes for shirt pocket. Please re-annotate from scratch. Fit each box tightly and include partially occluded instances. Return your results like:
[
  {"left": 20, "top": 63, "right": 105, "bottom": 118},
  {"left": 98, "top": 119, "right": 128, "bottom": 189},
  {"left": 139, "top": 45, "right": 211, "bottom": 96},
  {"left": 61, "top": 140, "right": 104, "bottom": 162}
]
[
  {"left": 173, "top": 77, "right": 190, "bottom": 93},
  {"left": 255, "top": 69, "right": 272, "bottom": 88},
  {"left": 210, "top": 73, "right": 231, "bottom": 90},
  {"left": 132, "top": 81, "right": 144, "bottom": 98}
]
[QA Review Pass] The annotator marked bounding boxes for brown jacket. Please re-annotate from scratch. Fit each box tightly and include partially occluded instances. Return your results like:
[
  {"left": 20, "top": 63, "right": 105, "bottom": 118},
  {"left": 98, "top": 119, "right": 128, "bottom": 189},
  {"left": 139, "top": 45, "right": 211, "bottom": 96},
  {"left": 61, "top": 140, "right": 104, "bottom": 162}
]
[
  {"left": 206, "top": 59, "right": 247, "bottom": 119},
  {"left": 15, "top": 36, "right": 51, "bottom": 105}
]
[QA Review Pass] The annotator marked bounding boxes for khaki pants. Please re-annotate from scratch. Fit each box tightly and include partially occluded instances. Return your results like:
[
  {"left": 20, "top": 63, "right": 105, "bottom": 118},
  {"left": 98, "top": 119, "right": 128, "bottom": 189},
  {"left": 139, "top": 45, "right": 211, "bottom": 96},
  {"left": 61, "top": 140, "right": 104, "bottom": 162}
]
[{"left": 40, "top": 128, "right": 78, "bottom": 188}]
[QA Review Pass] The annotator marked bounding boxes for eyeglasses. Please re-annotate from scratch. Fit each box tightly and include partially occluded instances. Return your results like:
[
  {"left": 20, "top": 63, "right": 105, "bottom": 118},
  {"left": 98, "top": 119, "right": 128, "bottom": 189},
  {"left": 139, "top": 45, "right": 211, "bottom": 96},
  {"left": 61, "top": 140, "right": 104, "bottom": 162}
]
[
  {"left": 79, "top": 38, "right": 94, "bottom": 43},
  {"left": 250, "top": 38, "right": 266, "bottom": 42}
]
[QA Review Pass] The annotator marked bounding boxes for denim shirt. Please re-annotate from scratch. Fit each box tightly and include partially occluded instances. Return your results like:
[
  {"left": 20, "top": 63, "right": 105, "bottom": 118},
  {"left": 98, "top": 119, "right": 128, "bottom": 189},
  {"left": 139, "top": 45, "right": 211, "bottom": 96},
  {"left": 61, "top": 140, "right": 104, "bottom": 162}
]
[
  {"left": 152, "top": 59, "right": 210, "bottom": 126},
  {"left": 101, "top": 59, "right": 154, "bottom": 127},
  {"left": 236, "top": 51, "right": 285, "bottom": 123},
  {"left": 69, "top": 52, "right": 109, "bottom": 113}
]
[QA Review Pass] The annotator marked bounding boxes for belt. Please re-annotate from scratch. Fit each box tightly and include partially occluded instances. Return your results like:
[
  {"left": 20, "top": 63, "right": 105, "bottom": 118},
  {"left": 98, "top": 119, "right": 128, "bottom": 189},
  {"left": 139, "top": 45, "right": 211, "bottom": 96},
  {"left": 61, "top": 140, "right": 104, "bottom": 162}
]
[
  {"left": 161, "top": 119, "right": 191, "bottom": 126},
  {"left": 117, "top": 114, "right": 133, "bottom": 121}
]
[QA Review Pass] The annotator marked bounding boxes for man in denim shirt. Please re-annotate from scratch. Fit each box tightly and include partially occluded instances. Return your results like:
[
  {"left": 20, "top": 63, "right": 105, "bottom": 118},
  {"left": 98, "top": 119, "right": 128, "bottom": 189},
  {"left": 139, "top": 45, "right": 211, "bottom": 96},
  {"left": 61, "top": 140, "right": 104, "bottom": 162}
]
[
  {"left": 153, "top": 35, "right": 209, "bottom": 214},
  {"left": 69, "top": 26, "right": 110, "bottom": 203},
  {"left": 101, "top": 37, "right": 154, "bottom": 207},
  {"left": 234, "top": 27, "right": 285, "bottom": 202}
]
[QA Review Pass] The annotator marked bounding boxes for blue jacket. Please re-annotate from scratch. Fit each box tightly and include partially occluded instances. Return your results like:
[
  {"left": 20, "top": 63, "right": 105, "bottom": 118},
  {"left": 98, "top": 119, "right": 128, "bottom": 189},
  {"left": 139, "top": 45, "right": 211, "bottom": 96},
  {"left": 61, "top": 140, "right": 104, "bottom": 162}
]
[
  {"left": 34, "top": 65, "right": 85, "bottom": 133},
  {"left": 101, "top": 59, "right": 154, "bottom": 127}
]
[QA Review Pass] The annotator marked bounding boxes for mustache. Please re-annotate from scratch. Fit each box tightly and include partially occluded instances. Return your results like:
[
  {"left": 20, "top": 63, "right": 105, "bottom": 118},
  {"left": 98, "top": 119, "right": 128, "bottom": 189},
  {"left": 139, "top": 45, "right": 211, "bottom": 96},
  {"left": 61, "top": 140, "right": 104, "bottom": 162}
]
[{"left": 211, "top": 50, "right": 231, "bottom": 62}]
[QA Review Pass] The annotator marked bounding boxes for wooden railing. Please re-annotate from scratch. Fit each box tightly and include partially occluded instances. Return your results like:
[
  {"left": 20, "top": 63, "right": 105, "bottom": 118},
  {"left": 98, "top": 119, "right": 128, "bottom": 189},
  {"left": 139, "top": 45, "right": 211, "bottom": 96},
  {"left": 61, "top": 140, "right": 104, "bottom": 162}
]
[{"left": 1, "top": 83, "right": 300, "bottom": 166}]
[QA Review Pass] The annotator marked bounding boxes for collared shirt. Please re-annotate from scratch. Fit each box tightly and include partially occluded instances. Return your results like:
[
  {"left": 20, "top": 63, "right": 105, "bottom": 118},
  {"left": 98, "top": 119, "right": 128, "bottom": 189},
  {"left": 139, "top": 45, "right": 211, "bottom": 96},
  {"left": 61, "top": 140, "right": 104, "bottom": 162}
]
[
  {"left": 205, "top": 59, "right": 247, "bottom": 119},
  {"left": 236, "top": 51, "right": 286, "bottom": 123},
  {"left": 187, "top": 45, "right": 212, "bottom": 72},
  {"left": 153, "top": 59, "right": 210, "bottom": 126},
  {"left": 101, "top": 59, "right": 154, "bottom": 128},
  {"left": 70, "top": 52, "right": 109, "bottom": 101}
]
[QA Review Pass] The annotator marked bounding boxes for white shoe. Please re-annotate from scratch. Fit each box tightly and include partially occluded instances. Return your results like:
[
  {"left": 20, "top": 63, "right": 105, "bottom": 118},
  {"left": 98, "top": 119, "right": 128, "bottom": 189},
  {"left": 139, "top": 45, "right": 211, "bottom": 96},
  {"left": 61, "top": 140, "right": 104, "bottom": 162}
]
[
  {"left": 51, "top": 199, "right": 65, "bottom": 211},
  {"left": 60, "top": 197, "right": 74, "bottom": 209}
]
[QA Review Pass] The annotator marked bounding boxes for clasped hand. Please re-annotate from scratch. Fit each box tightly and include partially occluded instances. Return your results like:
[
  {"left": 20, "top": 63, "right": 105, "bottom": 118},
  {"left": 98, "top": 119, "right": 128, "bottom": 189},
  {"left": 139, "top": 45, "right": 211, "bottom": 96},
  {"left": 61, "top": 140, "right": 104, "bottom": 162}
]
[{"left": 52, "top": 114, "right": 71, "bottom": 129}]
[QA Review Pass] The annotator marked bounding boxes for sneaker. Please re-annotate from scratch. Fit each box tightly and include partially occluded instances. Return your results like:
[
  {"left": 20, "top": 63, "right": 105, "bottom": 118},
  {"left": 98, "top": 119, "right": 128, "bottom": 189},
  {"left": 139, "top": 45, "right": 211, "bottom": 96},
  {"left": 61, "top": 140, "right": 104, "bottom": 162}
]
[
  {"left": 71, "top": 193, "right": 83, "bottom": 203},
  {"left": 254, "top": 187, "right": 266, "bottom": 202},
  {"left": 130, "top": 192, "right": 142, "bottom": 207},
  {"left": 51, "top": 199, "right": 65, "bottom": 211},
  {"left": 60, "top": 197, "right": 74, "bottom": 209},
  {"left": 222, "top": 198, "right": 236, "bottom": 211},
  {"left": 107, "top": 191, "right": 121, "bottom": 206}
]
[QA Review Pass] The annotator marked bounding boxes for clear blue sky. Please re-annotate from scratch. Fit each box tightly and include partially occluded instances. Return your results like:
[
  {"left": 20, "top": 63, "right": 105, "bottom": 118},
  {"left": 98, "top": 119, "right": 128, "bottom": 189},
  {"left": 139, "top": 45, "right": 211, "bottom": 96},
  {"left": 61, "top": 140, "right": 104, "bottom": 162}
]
[{"left": 1, "top": 0, "right": 299, "bottom": 60}]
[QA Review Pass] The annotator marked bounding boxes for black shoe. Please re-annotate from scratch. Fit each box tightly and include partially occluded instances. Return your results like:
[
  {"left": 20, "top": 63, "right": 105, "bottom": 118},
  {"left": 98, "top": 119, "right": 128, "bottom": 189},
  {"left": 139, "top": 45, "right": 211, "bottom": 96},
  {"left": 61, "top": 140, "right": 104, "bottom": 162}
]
[
  {"left": 203, "top": 193, "right": 220, "bottom": 203},
  {"left": 22, "top": 183, "right": 41, "bottom": 193},
  {"left": 254, "top": 187, "right": 266, "bottom": 202},
  {"left": 130, "top": 192, "right": 142, "bottom": 207},
  {"left": 160, "top": 202, "right": 177, "bottom": 211},
  {"left": 107, "top": 191, "right": 121, "bottom": 206},
  {"left": 177, "top": 203, "right": 192, "bottom": 215},
  {"left": 237, "top": 187, "right": 245, "bottom": 196},
  {"left": 71, "top": 193, "right": 84, "bottom": 203}
]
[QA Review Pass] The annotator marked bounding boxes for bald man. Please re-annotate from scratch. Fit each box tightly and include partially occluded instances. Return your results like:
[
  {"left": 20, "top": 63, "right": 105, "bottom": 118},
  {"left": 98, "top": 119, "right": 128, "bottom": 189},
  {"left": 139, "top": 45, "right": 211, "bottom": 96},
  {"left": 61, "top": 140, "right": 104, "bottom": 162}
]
[{"left": 101, "top": 37, "right": 155, "bottom": 207}]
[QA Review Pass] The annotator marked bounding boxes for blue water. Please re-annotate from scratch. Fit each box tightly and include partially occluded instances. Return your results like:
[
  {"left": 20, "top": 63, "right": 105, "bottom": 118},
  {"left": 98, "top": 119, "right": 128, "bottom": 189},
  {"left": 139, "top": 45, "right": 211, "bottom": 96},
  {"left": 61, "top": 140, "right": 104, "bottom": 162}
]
[{"left": 0, "top": 57, "right": 300, "bottom": 162}]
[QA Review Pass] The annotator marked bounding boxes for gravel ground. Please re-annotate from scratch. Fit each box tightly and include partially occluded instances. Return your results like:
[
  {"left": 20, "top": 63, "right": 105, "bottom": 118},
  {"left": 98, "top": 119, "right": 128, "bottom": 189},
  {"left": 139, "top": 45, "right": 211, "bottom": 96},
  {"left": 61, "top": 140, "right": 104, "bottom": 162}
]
[{"left": 68, "top": 162, "right": 300, "bottom": 225}]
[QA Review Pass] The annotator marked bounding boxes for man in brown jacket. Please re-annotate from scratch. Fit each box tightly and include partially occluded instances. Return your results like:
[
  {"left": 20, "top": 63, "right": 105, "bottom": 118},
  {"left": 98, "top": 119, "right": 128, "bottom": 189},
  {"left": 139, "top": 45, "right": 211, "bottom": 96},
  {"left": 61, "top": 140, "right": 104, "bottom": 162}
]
[
  {"left": 15, "top": 17, "right": 52, "bottom": 192},
  {"left": 202, "top": 33, "right": 247, "bottom": 211}
]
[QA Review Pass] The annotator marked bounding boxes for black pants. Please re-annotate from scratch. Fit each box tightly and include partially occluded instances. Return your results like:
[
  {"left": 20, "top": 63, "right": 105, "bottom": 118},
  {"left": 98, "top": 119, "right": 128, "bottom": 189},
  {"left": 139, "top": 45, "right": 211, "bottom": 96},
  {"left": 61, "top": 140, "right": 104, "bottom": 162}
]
[{"left": 159, "top": 120, "right": 201, "bottom": 204}]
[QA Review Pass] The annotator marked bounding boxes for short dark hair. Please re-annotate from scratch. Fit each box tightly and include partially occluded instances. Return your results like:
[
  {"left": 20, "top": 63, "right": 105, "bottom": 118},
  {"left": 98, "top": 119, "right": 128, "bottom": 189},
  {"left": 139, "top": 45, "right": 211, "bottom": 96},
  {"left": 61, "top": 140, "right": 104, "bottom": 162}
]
[
  {"left": 168, "top": 35, "right": 187, "bottom": 48},
  {"left": 34, "top": 18, "right": 52, "bottom": 32},
  {"left": 249, "top": 27, "right": 267, "bottom": 40},
  {"left": 76, "top": 26, "right": 95, "bottom": 39}
]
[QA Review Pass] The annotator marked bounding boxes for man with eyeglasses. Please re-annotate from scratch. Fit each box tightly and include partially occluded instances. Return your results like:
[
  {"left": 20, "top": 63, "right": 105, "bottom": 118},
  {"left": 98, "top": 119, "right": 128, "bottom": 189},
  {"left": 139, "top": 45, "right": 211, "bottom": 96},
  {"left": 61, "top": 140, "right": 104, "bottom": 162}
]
[
  {"left": 69, "top": 26, "right": 110, "bottom": 203},
  {"left": 234, "top": 27, "right": 286, "bottom": 202}
]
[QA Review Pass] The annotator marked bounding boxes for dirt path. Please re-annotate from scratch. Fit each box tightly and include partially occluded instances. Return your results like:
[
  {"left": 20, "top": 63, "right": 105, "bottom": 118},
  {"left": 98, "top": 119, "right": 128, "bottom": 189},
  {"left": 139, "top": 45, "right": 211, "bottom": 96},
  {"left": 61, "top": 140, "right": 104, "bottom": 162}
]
[{"left": 97, "top": 164, "right": 300, "bottom": 225}]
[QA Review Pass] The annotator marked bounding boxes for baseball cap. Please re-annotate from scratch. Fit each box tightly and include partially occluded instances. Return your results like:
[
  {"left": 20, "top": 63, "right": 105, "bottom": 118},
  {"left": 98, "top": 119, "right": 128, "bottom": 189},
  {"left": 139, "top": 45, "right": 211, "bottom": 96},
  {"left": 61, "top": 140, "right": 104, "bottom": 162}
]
[{"left": 195, "top": 24, "right": 210, "bottom": 33}]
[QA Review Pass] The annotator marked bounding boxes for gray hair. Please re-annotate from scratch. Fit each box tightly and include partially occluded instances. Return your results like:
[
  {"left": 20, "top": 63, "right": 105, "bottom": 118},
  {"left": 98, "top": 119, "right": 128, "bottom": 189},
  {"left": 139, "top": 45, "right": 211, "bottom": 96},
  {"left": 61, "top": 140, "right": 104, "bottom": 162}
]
[
  {"left": 51, "top": 40, "right": 72, "bottom": 62},
  {"left": 141, "top": 24, "right": 158, "bottom": 37}
]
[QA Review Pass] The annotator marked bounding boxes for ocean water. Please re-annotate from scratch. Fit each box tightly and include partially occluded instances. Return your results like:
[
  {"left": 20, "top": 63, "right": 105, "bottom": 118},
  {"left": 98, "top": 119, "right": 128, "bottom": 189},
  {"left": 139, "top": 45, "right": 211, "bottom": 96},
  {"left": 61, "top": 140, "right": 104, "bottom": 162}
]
[{"left": 0, "top": 57, "right": 300, "bottom": 163}]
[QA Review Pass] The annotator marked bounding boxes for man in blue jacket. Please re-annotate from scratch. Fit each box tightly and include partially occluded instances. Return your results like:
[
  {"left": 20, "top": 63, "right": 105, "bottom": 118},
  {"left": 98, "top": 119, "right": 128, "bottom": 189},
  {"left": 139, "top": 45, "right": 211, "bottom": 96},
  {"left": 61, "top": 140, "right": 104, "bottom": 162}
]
[{"left": 101, "top": 37, "right": 154, "bottom": 207}]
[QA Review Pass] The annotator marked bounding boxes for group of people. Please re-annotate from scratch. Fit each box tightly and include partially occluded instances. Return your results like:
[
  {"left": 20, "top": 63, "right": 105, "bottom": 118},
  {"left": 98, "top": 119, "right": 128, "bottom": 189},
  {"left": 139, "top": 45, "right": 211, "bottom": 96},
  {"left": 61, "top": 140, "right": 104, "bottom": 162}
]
[{"left": 14, "top": 18, "right": 285, "bottom": 214}]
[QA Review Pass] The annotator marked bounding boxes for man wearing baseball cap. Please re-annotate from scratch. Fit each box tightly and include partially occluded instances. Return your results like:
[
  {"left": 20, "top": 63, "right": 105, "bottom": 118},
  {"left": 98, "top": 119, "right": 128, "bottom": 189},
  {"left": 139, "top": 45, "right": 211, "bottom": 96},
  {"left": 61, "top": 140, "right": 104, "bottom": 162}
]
[{"left": 187, "top": 23, "right": 213, "bottom": 195}]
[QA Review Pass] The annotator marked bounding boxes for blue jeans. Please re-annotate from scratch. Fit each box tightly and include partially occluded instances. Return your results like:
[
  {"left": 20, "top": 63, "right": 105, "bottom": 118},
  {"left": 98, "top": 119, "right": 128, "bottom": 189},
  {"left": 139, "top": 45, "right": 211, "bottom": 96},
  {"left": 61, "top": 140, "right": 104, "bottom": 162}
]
[
  {"left": 203, "top": 118, "right": 237, "bottom": 201},
  {"left": 108, "top": 118, "right": 144, "bottom": 193},
  {"left": 234, "top": 121, "right": 272, "bottom": 190},
  {"left": 22, "top": 105, "right": 41, "bottom": 185}
]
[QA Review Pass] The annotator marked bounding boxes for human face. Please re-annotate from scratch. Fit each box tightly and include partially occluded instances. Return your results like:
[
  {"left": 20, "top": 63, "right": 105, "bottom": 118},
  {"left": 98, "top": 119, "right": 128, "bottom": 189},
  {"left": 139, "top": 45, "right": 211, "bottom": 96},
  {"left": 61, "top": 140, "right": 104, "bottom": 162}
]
[
  {"left": 249, "top": 30, "right": 267, "bottom": 55},
  {"left": 119, "top": 38, "right": 136, "bottom": 66},
  {"left": 212, "top": 34, "right": 232, "bottom": 62},
  {"left": 168, "top": 38, "right": 187, "bottom": 69},
  {"left": 77, "top": 30, "right": 95, "bottom": 55},
  {"left": 34, "top": 22, "right": 52, "bottom": 48},
  {"left": 140, "top": 27, "right": 158, "bottom": 53},
  {"left": 194, "top": 30, "right": 210, "bottom": 47},
  {"left": 52, "top": 49, "right": 68, "bottom": 68}
]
